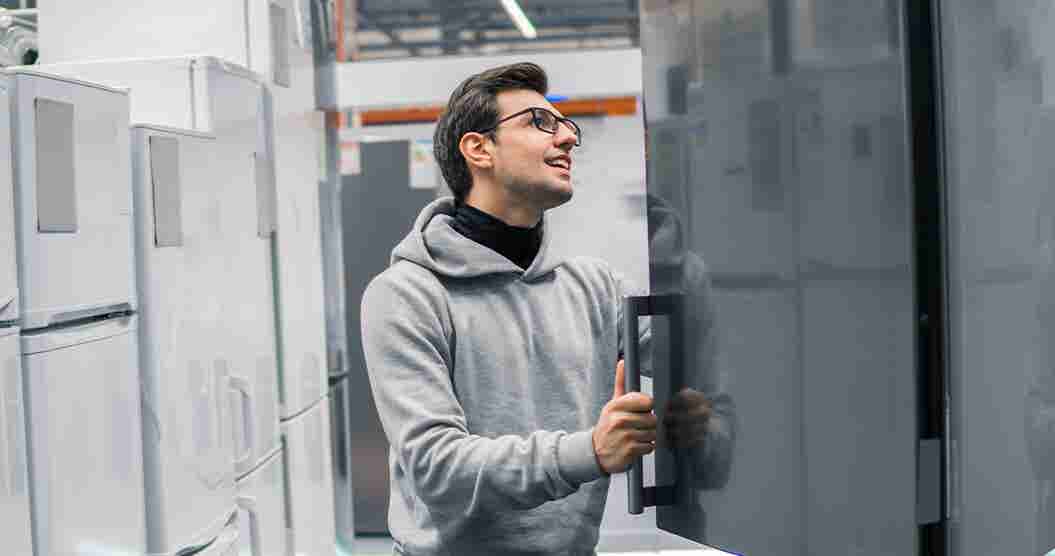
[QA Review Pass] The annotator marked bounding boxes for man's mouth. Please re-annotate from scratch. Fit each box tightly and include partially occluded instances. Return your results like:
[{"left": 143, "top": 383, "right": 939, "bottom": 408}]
[{"left": 546, "top": 156, "right": 572, "bottom": 171}]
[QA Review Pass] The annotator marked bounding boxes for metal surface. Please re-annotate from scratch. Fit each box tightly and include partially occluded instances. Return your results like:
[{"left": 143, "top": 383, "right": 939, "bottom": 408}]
[
  {"left": 639, "top": 1, "right": 919, "bottom": 552},
  {"left": 0, "top": 328, "right": 32, "bottom": 555}
]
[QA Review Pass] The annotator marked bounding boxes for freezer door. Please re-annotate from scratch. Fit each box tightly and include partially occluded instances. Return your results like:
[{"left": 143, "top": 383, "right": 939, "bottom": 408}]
[
  {"left": 0, "top": 329, "right": 32, "bottom": 556},
  {"left": 283, "top": 397, "right": 336, "bottom": 556},
  {"left": 0, "top": 85, "right": 17, "bottom": 324},
  {"left": 235, "top": 447, "right": 287, "bottom": 556},
  {"left": 634, "top": 2, "right": 920, "bottom": 553},
  {"left": 21, "top": 316, "right": 146, "bottom": 555},
  {"left": 6, "top": 70, "right": 136, "bottom": 330}
]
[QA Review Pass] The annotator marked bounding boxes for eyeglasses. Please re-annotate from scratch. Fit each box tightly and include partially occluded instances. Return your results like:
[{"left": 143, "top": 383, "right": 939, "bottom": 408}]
[{"left": 477, "top": 107, "right": 582, "bottom": 147}]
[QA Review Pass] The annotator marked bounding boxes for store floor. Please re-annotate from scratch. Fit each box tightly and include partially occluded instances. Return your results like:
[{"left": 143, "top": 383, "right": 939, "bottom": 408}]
[{"left": 345, "top": 536, "right": 731, "bottom": 555}]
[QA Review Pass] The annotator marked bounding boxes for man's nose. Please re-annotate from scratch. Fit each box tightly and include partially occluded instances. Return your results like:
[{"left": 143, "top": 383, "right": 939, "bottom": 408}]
[{"left": 553, "top": 125, "right": 577, "bottom": 150}]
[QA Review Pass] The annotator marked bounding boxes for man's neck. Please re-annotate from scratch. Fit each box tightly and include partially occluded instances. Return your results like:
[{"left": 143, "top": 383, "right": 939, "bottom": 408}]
[{"left": 463, "top": 190, "right": 542, "bottom": 228}]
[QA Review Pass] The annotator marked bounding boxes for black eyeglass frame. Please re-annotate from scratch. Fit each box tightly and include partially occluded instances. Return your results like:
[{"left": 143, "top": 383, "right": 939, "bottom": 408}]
[{"left": 475, "top": 106, "right": 582, "bottom": 147}]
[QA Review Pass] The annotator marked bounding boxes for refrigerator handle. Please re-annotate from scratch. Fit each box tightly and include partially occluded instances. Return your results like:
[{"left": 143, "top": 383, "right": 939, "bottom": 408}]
[
  {"left": 236, "top": 495, "right": 262, "bottom": 555},
  {"left": 623, "top": 295, "right": 679, "bottom": 515},
  {"left": 229, "top": 374, "right": 256, "bottom": 470}
]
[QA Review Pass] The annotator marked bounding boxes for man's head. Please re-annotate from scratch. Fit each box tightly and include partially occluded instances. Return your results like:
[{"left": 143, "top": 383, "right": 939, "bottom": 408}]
[{"left": 433, "top": 62, "right": 580, "bottom": 220}]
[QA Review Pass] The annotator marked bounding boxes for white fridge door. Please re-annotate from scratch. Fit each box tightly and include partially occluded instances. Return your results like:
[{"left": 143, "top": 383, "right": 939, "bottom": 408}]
[
  {"left": 0, "top": 328, "right": 32, "bottom": 556},
  {"left": 283, "top": 397, "right": 336, "bottom": 556},
  {"left": 0, "top": 84, "right": 17, "bottom": 324},
  {"left": 20, "top": 316, "right": 145, "bottom": 556},
  {"left": 235, "top": 447, "right": 286, "bottom": 556},
  {"left": 5, "top": 69, "right": 136, "bottom": 330},
  {"left": 271, "top": 106, "right": 327, "bottom": 420},
  {"left": 133, "top": 123, "right": 241, "bottom": 554}
]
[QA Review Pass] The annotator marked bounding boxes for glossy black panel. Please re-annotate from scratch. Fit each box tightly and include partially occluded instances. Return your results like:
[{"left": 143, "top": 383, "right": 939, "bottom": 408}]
[{"left": 639, "top": 1, "right": 918, "bottom": 553}]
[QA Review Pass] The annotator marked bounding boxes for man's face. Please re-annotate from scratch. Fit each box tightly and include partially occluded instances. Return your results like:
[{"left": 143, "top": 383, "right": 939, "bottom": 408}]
[{"left": 488, "top": 89, "right": 578, "bottom": 210}]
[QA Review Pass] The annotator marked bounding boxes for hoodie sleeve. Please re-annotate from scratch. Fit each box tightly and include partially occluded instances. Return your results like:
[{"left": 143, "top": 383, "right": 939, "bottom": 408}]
[{"left": 360, "top": 268, "right": 604, "bottom": 519}]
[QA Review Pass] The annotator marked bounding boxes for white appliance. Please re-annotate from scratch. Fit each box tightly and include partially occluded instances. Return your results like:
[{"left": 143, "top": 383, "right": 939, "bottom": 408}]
[
  {"left": 39, "top": 0, "right": 301, "bottom": 90},
  {"left": 236, "top": 447, "right": 286, "bottom": 556},
  {"left": 282, "top": 397, "right": 336, "bottom": 556},
  {"left": 0, "top": 326, "right": 32, "bottom": 556},
  {"left": 41, "top": 57, "right": 283, "bottom": 479},
  {"left": 2, "top": 67, "right": 146, "bottom": 556},
  {"left": 0, "top": 80, "right": 15, "bottom": 326},
  {"left": 131, "top": 123, "right": 254, "bottom": 555}
]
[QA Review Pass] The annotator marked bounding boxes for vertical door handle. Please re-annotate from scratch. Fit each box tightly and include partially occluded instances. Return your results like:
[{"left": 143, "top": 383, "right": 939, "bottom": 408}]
[
  {"left": 236, "top": 495, "right": 263, "bottom": 555},
  {"left": 623, "top": 295, "right": 680, "bottom": 515},
  {"left": 229, "top": 374, "right": 256, "bottom": 470}
]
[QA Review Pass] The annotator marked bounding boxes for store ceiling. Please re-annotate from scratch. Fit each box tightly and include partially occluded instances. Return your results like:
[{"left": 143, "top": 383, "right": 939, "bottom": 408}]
[{"left": 350, "top": 0, "right": 640, "bottom": 59}]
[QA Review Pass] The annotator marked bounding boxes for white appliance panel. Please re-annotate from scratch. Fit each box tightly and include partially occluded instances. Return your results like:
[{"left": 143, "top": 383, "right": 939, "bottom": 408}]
[
  {"left": 236, "top": 448, "right": 286, "bottom": 556},
  {"left": 39, "top": 0, "right": 295, "bottom": 90},
  {"left": 21, "top": 316, "right": 145, "bottom": 556},
  {"left": 0, "top": 85, "right": 16, "bottom": 324},
  {"left": 283, "top": 397, "right": 336, "bottom": 556},
  {"left": 132, "top": 125, "right": 241, "bottom": 554},
  {"left": 270, "top": 5, "right": 327, "bottom": 418},
  {"left": 6, "top": 69, "right": 136, "bottom": 330},
  {"left": 0, "top": 328, "right": 32, "bottom": 555}
]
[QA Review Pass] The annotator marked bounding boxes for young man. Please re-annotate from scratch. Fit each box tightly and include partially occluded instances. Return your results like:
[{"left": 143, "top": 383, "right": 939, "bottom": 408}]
[{"left": 360, "top": 62, "right": 727, "bottom": 555}]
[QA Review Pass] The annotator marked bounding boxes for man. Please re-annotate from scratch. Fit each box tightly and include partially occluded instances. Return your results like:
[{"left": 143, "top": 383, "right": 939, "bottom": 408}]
[{"left": 360, "top": 62, "right": 727, "bottom": 555}]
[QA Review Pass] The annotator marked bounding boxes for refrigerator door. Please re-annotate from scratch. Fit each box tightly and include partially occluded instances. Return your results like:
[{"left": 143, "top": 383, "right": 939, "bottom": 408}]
[
  {"left": 270, "top": 37, "right": 327, "bottom": 419},
  {"left": 633, "top": 2, "right": 920, "bottom": 553},
  {"left": 131, "top": 125, "right": 241, "bottom": 554},
  {"left": 282, "top": 397, "right": 336, "bottom": 556},
  {"left": 0, "top": 327, "right": 32, "bottom": 556},
  {"left": 5, "top": 69, "right": 136, "bottom": 330},
  {"left": 0, "top": 84, "right": 16, "bottom": 324},
  {"left": 235, "top": 447, "right": 286, "bottom": 556},
  {"left": 20, "top": 316, "right": 146, "bottom": 556}
]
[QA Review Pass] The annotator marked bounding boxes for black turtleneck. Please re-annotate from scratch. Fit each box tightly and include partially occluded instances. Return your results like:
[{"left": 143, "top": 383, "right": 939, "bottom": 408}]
[{"left": 450, "top": 202, "right": 543, "bottom": 270}]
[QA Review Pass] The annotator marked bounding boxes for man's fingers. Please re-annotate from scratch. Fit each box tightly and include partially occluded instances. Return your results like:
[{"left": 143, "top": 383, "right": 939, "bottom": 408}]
[
  {"left": 613, "top": 359, "right": 626, "bottom": 399},
  {"left": 610, "top": 392, "right": 653, "bottom": 412}
]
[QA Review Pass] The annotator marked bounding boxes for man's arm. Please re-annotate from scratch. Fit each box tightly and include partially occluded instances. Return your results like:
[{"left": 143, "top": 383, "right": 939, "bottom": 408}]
[{"left": 360, "top": 271, "right": 605, "bottom": 519}]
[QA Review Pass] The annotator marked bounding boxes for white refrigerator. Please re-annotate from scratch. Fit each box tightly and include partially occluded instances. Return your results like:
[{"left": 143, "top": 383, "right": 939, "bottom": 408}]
[
  {"left": 41, "top": 56, "right": 283, "bottom": 473},
  {"left": 39, "top": 0, "right": 300, "bottom": 92},
  {"left": 2, "top": 67, "right": 146, "bottom": 556},
  {"left": 0, "top": 80, "right": 32, "bottom": 556},
  {"left": 268, "top": 10, "right": 338, "bottom": 555},
  {"left": 131, "top": 124, "right": 248, "bottom": 556}
]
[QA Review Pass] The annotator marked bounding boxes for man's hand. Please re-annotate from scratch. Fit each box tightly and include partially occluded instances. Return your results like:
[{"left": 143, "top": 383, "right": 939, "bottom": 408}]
[
  {"left": 592, "top": 360, "right": 657, "bottom": 475},
  {"left": 663, "top": 387, "right": 713, "bottom": 450}
]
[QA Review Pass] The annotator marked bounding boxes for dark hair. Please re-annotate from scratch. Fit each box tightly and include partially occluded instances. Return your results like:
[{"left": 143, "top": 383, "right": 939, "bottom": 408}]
[{"left": 433, "top": 62, "right": 549, "bottom": 201}]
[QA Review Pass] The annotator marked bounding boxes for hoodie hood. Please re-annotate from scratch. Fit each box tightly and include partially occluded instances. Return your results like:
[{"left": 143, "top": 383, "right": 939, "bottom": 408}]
[{"left": 391, "top": 197, "right": 565, "bottom": 280}]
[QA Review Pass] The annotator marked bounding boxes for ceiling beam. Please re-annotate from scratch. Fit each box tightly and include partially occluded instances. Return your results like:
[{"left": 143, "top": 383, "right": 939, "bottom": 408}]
[
  {"left": 357, "top": 8, "right": 421, "bottom": 56},
  {"left": 358, "top": 30, "right": 631, "bottom": 52}
]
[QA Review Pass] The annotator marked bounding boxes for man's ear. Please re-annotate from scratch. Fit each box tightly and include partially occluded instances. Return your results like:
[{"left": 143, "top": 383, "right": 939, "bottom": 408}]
[{"left": 459, "top": 132, "right": 493, "bottom": 171}]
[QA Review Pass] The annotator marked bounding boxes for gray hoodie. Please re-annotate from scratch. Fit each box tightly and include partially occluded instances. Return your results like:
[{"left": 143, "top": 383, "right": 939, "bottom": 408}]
[{"left": 360, "top": 197, "right": 645, "bottom": 555}]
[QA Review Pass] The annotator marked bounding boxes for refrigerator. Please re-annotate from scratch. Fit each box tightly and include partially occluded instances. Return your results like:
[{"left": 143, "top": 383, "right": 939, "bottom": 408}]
[
  {"left": 131, "top": 124, "right": 249, "bottom": 555},
  {"left": 0, "top": 326, "right": 32, "bottom": 556},
  {"left": 2, "top": 67, "right": 146, "bottom": 556},
  {"left": 628, "top": 2, "right": 923, "bottom": 554},
  {"left": 39, "top": 0, "right": 297, "bottom": 92},
  {"left": 0, "top": 78, "right": 32, "bottom": 556},
  {"left": 267, "top": 11, "right": 337, "bottom": 556},
  {"left": 236, "top": 447, "right": 286, "bottom": 556},
  {"left": 39, "top": 56, "right": 283, "bottom": 477}
]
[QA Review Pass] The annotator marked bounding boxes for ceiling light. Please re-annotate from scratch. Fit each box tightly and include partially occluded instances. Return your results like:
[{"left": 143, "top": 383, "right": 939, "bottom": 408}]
[{"left": 500, "top": 0, "right": 537, "bottom": 39}]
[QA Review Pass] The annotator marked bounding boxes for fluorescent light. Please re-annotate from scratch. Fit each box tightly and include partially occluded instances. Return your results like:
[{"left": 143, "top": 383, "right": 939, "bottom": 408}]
[{"left": 500, "top": 0, "right": 537, "bottom": 39}]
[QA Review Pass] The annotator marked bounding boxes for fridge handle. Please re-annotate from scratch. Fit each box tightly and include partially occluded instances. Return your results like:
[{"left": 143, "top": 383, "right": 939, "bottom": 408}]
[
  {"left": 229, "top": 374, "right": 255, "bottom": 470},
  {"left": 623, "top": 295, "right": 679, "bottom": 515},
  {"left": 236, "top": 495, "right": 262, "bottom": 555}
]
